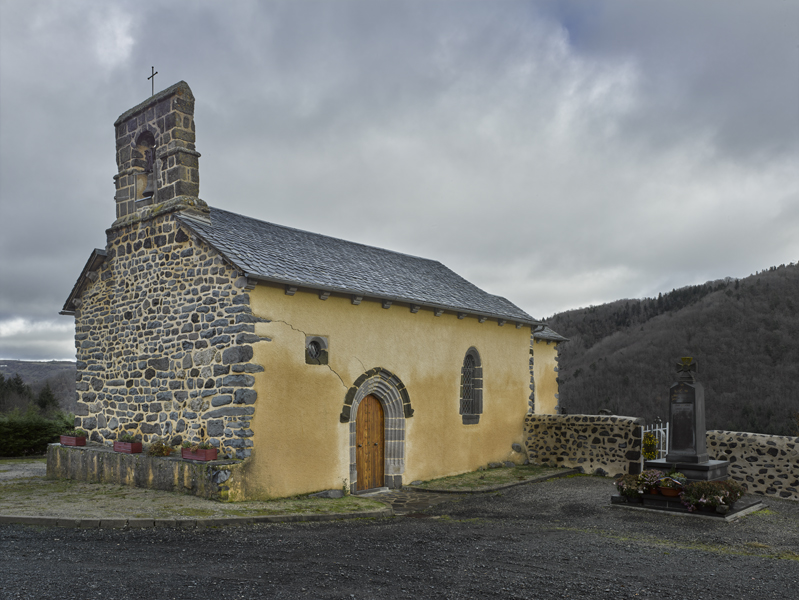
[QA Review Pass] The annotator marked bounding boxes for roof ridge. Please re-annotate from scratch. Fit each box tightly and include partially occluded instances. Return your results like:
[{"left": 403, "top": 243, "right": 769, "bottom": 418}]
[{"left": 209, "top": 206, "right": 446, "bottom": 266}]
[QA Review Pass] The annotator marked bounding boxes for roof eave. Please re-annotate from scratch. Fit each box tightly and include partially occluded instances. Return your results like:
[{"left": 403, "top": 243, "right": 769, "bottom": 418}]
[
  {"left": 242, "top": 272, "right": 543, "bottom": 328},
  {"left": 61, "top": 249, "right": 107, "bottom": 315}
]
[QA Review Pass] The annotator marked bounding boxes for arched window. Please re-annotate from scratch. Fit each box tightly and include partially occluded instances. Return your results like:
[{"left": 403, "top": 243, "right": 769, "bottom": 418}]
[{"left": 460, "top": 347, "right": 483, "bottom": 424}]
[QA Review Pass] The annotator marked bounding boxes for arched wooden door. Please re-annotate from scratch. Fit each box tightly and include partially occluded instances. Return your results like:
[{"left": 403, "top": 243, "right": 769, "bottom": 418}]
[{"left": 356, "top": 395, "right": 385, "bottom": 491}]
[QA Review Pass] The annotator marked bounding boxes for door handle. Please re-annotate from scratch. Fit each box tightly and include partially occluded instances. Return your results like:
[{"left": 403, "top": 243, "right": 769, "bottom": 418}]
[
  {"left": 358, "top": 444, "right": 363, "bottom": 448},
  {"left": 374, "top": 442, "right": 378, "bottom": 446}
]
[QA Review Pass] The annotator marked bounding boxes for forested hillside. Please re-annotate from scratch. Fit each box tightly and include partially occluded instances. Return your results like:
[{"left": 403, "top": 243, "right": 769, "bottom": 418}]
[
  {"left": 547, "top": 263, "right": 799, "bottom": 436},
  {"left": 0, "top": 360, "right": 77, "bottom": 413}
]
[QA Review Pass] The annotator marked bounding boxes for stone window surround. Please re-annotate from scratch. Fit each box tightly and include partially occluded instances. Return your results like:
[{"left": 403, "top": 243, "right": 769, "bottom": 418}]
[
  {"left": 304, "top": 335, "right": 329, "bottom": 365},
  {"left": 460, "top": 346, "right": 483, "bottom": 425}
]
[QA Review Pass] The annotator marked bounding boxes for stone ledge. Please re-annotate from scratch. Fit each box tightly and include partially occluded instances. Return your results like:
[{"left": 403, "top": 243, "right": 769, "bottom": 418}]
[
  {"left": 109, "top": 196, "right": 209, "bottom": 229},
  {"left": 0, "top": 508, "right": 392, "bottom": 529},
  {"left": 611, "top": 496, "right": 766, "bottom": 522},
  {"left": 46, "top": 443, "right": 239, "bottom": 501}
]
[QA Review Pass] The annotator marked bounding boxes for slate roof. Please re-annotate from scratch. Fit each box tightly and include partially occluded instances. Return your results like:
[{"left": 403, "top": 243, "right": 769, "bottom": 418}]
[
  {"left": 179, "top": 207, "right": 539, "bottom": 325},
  {"left": 532, "top": 326, "right": 569, "bottom": 343}
]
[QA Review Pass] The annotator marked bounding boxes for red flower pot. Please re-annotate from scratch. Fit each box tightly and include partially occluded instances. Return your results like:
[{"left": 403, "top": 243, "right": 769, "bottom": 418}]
[
  {"left": 60, "top": 435, "right": 86, "bottom": 447},
  {"left": 182, "top": 448, "right": 218, "bottom": 461},
  {"left": 113, "top": 441, "right": 143, "bottom": 454},
  {"left": 659, "top": 487, "right": 680, "bottom": 497}
]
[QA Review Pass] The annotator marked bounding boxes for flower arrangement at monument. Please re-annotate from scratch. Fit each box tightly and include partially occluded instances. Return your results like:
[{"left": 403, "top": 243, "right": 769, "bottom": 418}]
[
  {"left": 638, "top": 468, "right": 664, "bottom": 494},
  {"left": 642, "top": 432, "right": 659, "bottom": 460},
  {"left": 680, "top": 479, "right": 746, "bottom": 512},
  {"left": 614, "top": 474, "right": 639, "bottom": 502},
  {"left": 615, "top": 474, "right": 642, "bottom": 500},
  {"left": 657, "top": 471, "right": 686, "bottom": 496}
]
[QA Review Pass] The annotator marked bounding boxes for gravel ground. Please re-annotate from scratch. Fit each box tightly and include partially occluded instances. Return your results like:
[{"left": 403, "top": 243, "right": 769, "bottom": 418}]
[
  {"left": 0, "top": 459, "right": 46, "bottom": 482},
  {"left": 1, "top": 476, "right": 797, "bottom": 600}
]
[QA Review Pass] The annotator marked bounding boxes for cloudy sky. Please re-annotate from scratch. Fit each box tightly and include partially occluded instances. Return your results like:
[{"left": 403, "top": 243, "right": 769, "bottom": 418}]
[{"left": 1, "top": 0, "right": 798, "bottom": 361}]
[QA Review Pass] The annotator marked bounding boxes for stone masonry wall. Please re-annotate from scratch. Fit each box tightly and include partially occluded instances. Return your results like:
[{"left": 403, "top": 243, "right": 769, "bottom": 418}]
[
  {"left": 74, "top": 209, "right": 267, "bottom": 459},
  {"left": 707, "top": 430, "right": 799, "bottom": 501},
  {"left": 525, "top": 414, "right": 643, "bottom": 476}
]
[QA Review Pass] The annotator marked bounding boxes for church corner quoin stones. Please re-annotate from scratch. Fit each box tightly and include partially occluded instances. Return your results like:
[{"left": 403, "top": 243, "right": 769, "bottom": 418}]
[{"left": 60, "top": 81, "right": 567, "bottom": 500}]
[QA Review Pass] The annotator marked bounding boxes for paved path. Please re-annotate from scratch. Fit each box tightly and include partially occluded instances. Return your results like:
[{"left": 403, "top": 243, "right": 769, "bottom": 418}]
[{"left": 370, "top": 489, "right": 465, "bottom": 515}]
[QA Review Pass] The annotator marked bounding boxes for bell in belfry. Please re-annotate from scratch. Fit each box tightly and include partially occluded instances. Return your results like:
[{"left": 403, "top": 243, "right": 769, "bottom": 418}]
[{"left": 142, "top": 147, "right": 156, "bottom": 198}]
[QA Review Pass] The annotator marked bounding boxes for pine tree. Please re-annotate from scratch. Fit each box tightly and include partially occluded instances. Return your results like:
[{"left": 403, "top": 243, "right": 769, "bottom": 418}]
[{"left": 36, "top": 383, "right": 59, "bottom": 412}]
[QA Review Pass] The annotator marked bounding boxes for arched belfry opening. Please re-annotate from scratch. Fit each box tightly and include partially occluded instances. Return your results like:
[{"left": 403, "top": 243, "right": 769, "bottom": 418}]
[
  {"left": 134, "top": 130, "right": 157, "bottom": 203},
  {"left": 341, "top": 368, "right": 412, "bottom": 492}
]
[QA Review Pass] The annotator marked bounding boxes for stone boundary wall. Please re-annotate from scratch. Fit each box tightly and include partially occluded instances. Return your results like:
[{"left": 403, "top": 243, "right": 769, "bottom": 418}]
[
  {"left": 707, "top": 430, "right": 799, "bottom": 501},
  {"left": 47, "top": 444, "right": 238, "bottom": 501},
  {"left": 524, "top": 414, "right": 643, "bottom": 477}
]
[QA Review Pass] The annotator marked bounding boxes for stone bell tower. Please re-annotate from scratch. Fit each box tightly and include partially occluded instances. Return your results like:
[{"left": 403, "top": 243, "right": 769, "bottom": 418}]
[{"left": 112, "top": 81, "right": 201, "bottom": 220}]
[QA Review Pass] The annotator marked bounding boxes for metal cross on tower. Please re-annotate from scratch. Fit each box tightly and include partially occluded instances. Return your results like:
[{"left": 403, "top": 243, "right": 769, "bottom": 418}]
[{"left": 148, "top": 66, "right": 158, "bottom": 96}]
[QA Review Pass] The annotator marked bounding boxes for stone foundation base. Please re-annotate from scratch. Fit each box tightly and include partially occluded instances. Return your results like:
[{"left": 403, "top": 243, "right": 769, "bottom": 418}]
[
  {"left": 644, "top": 458, "right": 729, "bottom": 482},
  {"left": 46, "top": 443, "right": 239, "bottom": 501}
]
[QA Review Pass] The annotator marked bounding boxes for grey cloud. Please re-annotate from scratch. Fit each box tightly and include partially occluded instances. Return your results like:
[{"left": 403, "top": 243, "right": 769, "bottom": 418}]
[{"left": 1, "top": 1, "right": 797, "bottom": 358}]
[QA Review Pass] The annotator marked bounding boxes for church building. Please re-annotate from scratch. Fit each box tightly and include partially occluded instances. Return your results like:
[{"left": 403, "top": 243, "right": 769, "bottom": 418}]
[{"left": 61, "top": 82, "right": 564, "bottom": 499}]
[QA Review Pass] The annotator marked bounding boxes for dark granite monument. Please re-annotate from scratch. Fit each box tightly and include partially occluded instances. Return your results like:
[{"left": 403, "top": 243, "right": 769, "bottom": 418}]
[{"left": 645, "top": 358, "right": 729, "bottom": 482}]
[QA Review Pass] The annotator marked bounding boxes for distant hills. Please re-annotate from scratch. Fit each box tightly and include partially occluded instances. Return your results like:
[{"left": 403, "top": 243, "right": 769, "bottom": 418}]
[
  {"left": 547, "top": 262, "right": 799, "bottom": 436},
  {"left": 0, "top": 360, "right": 77, "bottom": 413}
]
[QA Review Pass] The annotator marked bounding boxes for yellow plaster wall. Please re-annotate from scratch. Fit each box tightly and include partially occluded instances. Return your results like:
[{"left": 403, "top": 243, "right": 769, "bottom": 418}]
[
  {"left": 533, "top": 340, "right": 560, "bottom": 415},
  {"left": 232, "top": 283, "right": 533, "bottom": 499}
]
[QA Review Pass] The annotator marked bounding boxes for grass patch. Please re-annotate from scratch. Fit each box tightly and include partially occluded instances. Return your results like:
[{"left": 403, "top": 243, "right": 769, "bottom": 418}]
[
  {"left": 747, "top": 508, "right": 775, "bottom": 517},
  {"left": 556, "top": 526, "right": 799, "bottom": 562},
  {"left": 175, "top": 508, "right": 218, "bottom": 517},
  {"left": 0, "top": 476, "right": 385, "bottom": 520},
  {"left": 411, "top": 464, "right": 567, "bottom": 491},
  {"left": 745, "top": 542, "right": 770, "bottom": 549}
]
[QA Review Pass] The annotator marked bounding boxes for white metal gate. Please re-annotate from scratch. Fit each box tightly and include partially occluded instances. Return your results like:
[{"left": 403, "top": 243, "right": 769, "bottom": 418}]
[{"left": 642, "top": 420, "right": 669, "bottom": 466}]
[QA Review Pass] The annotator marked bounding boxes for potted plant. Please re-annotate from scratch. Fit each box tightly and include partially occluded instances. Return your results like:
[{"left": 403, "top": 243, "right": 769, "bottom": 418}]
[
  {"left": 113, "top": 433, "right": 143, "bottom": 454},
  {"left": 60, "top": 429, "right": 88, "bottom": 447},
  {"left": 146, "top": 437, "right": 174, "bottom": 457},
  {"left": 658, "top": 472, "right": 687, "bottom": 497},
  {"left": 615, "top": 474, "right": 642, "bottom": 502},
  {"left": 181, "top": 441, "right": 218, "bottom": 461},
  {"left": 638, "top": 469, "right": 664, "bottom": 494}
]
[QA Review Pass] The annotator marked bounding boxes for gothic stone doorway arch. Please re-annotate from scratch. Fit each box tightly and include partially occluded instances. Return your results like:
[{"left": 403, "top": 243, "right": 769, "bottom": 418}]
[{"left": 341, "top": 368, "right": 413, "bottom": 493}]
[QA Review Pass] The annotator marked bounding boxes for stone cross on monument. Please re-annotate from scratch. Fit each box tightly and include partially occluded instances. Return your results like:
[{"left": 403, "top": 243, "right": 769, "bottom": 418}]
[{"left": 644, "top": 357, "right": 729, "bottom": 482}]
